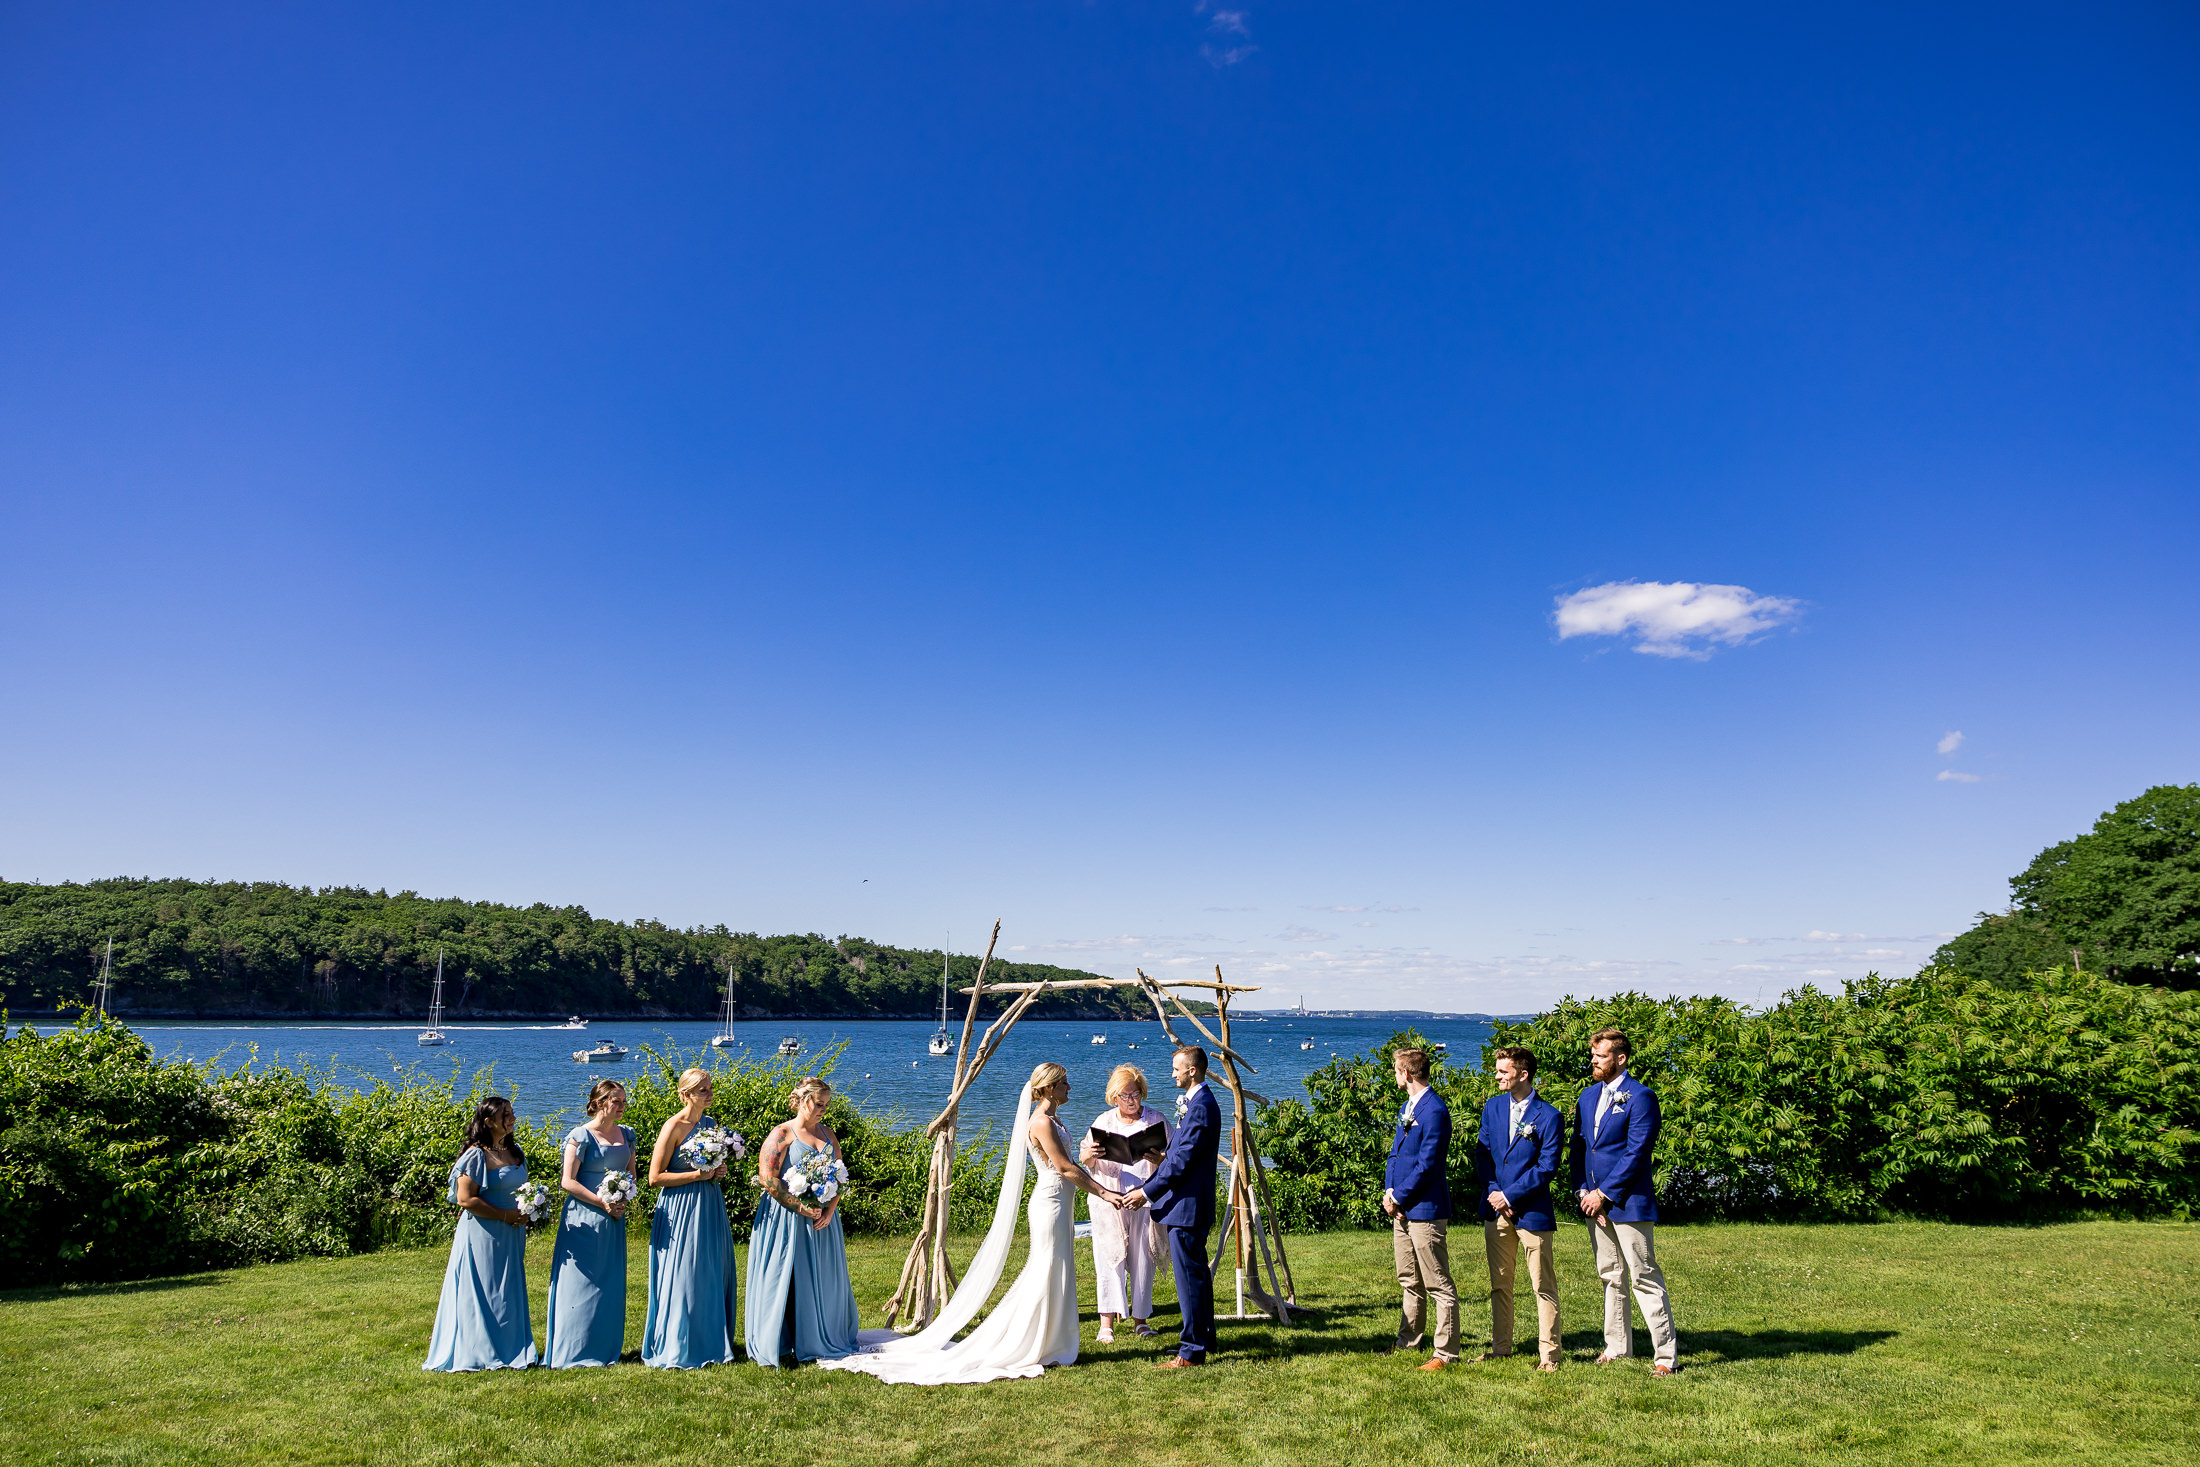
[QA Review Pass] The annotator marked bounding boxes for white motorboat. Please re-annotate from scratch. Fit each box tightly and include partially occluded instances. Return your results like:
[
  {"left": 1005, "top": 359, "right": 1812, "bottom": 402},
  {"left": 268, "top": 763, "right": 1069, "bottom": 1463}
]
[
  {"left": 573, "top": 1039, "right": 628, "bottom": 1063},
  {"left": 777, "top": 1036, "right": 801, "bottom": 1056},
  {"left": 710, "top": 978, "right": 738, "bottom": 1051},
  {"left": 1299, "top": 1038, "right": 1315, "bottom": 1050},
  {"left": 554, "top": 1015, "right": 587, "bottom": 1030},
  {"left": 1091, "top": 1033, "right": 1107, "bottom": 1045},
  {"left": 418, "top": 950, "right": 450, "bottom": 1047}
]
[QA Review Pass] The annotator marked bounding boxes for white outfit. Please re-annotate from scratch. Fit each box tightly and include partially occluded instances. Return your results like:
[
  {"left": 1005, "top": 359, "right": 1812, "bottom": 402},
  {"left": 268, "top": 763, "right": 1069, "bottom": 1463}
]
[
  {"left": 820, "top": 1073, "right": 1081, "bottom": 1385},
  {"left": 1085, "top": 1103, "right": 1171, "bottom": 1319}
]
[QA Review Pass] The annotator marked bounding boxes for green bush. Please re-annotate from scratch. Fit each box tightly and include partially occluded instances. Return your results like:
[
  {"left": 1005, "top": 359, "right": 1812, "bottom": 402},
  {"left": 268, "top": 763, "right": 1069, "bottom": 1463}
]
[
  {"left": 0, "top": 1016, "right": 1013, "bottom": 1285},
  {"left": 1255, "top": 967, "right": 2200, "bottom": 1230}
]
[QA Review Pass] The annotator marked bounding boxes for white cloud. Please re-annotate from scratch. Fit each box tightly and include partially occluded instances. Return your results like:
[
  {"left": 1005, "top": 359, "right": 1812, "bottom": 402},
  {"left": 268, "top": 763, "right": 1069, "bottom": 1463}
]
[
  {"left": 1279, "top": 926, "right": 1337, "bottom": 943},
  {"left": 1711, "top": 937, "right": 1768, "bottom": 947},
  {"left": 1936, "top": 770, "right": 1982, "bottom": 783},
  {"left": 1553, "top": 581, "right": 1802, "bottom": 659},
  {"left": 1195, "top": 2, "right": 1255, "bottom": 65},
  {"left": 1804, "top": 931, "right": 1866, "bottom": 942},
  {"left": 1937, "top": 730, "right": 1964, "bottom": 755}
]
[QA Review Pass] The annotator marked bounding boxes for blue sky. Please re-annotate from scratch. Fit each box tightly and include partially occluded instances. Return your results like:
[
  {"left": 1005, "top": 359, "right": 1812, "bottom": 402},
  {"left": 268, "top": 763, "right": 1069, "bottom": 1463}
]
[{"left": 3, "top": 3, "right": 2195, "bottom": 1010}]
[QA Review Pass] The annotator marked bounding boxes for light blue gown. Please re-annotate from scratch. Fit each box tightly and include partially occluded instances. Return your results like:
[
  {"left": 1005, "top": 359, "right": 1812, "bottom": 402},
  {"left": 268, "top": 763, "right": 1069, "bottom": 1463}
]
[
  {"left": 545, "top": 1123, "right": 636, "bottom": 1368},
  {"left": 641, "top": 1113, "right": 741, "bottom": 1369},
  {"left": 744, "top": 1136, "right": 861, "bottom": 1366},
  {"left": 423, "top": 1147, "right": 538, "bottom": 1372}
]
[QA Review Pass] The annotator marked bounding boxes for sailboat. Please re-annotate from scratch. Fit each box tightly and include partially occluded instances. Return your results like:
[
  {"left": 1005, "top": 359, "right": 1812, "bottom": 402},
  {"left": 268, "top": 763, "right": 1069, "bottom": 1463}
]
[
  {"left": 710, "top": 972, "right": 737, "bottom": 1050},
  {"left": 927, "top": 937, "right": 953, "bottom": 1056},
  {"left": 418, "top": 949, "right": 450, "bottom": 1047},
  {"left": 91, "top": 937, "right": 114, "bottom": 1018}
]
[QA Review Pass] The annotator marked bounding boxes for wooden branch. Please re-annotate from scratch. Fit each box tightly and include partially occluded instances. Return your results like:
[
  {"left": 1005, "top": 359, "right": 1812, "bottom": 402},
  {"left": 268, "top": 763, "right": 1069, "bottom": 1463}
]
[
  {"left": 1162, "top": 985, "right": 1259, "bottom": 1074},
  {"left": 955, "top": 978, "right": 1261, "bottom": 995},
  {"left": 1135, "top": 971, "right": 1185, "bottom": 1045}
]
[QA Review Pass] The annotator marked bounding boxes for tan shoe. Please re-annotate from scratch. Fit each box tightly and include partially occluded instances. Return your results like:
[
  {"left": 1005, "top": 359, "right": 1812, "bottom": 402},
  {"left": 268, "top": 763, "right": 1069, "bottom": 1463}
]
[{"left": 1417, "top": 1357, "right": 1450, "bottom": 1372}]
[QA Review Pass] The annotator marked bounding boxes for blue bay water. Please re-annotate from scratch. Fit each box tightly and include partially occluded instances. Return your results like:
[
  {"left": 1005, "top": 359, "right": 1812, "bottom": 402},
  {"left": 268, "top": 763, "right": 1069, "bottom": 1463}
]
[{"left": 40, "top": 1015, "right": 1501, "bottom": 1135}]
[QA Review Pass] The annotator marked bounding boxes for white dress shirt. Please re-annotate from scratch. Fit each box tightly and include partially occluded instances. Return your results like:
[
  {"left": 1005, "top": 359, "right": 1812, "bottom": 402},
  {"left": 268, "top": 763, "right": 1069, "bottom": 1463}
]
[{"left": 1593, "top": 1075, "right": 1627, "bottom": 1136}]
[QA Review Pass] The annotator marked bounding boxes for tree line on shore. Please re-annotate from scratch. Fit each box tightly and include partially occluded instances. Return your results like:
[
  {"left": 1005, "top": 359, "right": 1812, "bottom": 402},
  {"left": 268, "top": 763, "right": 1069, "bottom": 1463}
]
[{"left": 0, "top": 877, "right": 1166, "bottom": 1020}]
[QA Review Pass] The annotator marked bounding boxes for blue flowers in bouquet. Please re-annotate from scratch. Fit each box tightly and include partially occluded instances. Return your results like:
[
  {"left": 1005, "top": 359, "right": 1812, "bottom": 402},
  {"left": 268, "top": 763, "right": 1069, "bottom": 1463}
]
[
  {"left": 596, "top": 1171, "right": 638, "bottom": 1209},
  {"left": 679, "top": 1126, "right": 747, "bottom": 1171},
  {"left": 785, "top": 1150, "right": 849, "bottom": 1207},
  {"left": 513, "top": 1181, "right": 556, "bottom": 1224}
]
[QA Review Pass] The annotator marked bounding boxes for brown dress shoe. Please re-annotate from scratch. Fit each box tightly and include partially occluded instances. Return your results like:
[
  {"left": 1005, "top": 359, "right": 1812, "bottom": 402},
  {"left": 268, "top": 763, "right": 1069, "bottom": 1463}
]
[
  {"left": 1651, "top": 1363, "right": 1680, "bottom": 1377},
  {"left": 1473, "top": 1350, "right": 1512, "bottom": 1363},
  {"left": 1535, "top": 1362, "right": 1560, "bottom": 1373},
  {"left": 1155, "top": 1355, "right": 1204, "bottom": 1369},
  {"left": 1417, "top": 1357, "right": 1451, "bottom": 1371}
]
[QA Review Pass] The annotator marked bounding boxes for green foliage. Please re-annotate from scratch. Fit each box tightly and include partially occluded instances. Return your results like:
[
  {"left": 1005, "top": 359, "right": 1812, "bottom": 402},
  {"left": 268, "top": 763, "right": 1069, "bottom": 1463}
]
[
  {"left": 0, "top": 1015, "right": 1012, "bottom": 1285},
  {"left": 0, "top": 877, "right": 1164, "bottom": 1019},
  {"left": 1257, "top": 968, "right": 2200, "bottom": 1229},
  {"left": 1934, "top": 783, "right": 2200, "bottom": 989}
]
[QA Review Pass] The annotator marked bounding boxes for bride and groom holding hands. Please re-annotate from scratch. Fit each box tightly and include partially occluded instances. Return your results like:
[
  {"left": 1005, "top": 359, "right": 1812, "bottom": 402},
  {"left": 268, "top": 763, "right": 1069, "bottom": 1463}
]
[{"left": 822, "top": 1045, "right": 1221, "bottom": 1385}]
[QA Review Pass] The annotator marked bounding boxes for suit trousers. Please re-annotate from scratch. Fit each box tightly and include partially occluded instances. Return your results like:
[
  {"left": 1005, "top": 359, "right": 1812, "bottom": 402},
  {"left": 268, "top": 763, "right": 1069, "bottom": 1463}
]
[
  {"left": 1390, "top": 1217, "right": 1460, "bottom": 1362},
  {"left": 1482, "top": 1216, "right": 1561, "bottom": 1364},
  {"left": 1588, "top": 1215, "right": 1677, "bottom": 1367},
  {"left": 1164, "top": 1223, "right": 1217, "bottom": 1362}
]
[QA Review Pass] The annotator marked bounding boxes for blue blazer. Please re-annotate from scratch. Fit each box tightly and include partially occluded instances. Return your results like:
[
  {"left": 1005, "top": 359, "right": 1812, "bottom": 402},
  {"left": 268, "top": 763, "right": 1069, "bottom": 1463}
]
[
  {"left": 1473, "top": 1091, "right": 1565, "bottom": 1232},
  {"left": 1569, "top": 1073, "right": 1661, "bottom": 1224},
  {"left": 1382, "top": 1088, "right": 1451, "bottom": 1221},
  {"left": 1139, "top": 1084, "right": 1221, "bottom": 1233}
]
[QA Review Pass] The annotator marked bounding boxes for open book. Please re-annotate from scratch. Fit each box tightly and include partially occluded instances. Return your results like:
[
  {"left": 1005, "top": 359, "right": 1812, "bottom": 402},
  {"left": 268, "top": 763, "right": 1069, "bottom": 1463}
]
[{"left": 1088, "top": 1121, "right": 1168, "bottom": 1166}]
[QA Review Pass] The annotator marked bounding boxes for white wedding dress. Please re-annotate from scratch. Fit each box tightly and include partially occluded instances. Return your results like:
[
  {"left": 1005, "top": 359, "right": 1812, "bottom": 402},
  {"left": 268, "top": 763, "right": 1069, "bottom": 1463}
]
[{"left": 819, "top": 1068, "right": 1081, "bottom": 1384}]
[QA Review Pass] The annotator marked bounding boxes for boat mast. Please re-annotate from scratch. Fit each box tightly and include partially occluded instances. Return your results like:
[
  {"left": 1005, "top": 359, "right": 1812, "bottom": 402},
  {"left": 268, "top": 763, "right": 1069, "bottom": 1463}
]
[
  {"left": 93, "top": 936, "right": 113, "bottom": 1018},
  {"left": 429, "top": 948, "right": 445, "bottom": 1028},
  {"left": 939, "top": 932, "right": 950, "bottom": 1030}
]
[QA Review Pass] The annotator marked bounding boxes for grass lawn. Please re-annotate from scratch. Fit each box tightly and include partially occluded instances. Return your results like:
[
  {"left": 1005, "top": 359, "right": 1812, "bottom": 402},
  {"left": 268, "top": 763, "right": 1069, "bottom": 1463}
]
[{"left": 2, "top": 1219, "right": 2194, "bottom": 1465}]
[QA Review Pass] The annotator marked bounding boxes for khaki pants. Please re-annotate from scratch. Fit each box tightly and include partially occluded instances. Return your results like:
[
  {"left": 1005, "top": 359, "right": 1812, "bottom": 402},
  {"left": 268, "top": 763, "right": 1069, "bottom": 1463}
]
[
  {"left": 1483, "top": 1217, "right": 1561, "bottom": 1365},
  {"left": 1391, "top": 1216, "right": 1460, "bottom": 1362},
  {"left": 1588, "top": 1215, "right": 1678, "bottom": 1367}
]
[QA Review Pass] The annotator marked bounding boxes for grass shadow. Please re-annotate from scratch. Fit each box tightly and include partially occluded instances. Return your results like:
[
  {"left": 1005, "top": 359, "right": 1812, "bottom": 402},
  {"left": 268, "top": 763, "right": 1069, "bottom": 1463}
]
[
  {"left": 2, "top": 1273, "right": 227, "bottom": 1304},
  {"left": 1681, "top": 1327, "right": 1897, "bottom": 1362}
]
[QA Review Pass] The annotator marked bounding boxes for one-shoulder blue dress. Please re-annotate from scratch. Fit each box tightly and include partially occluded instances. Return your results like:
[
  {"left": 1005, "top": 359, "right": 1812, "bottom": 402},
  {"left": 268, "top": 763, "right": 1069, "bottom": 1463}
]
[
  {"left": 745, "top": 1136, "right": 861, "bottom": 1366},
  {"left": 424, "top": 1147, "right": 538, "bottom": 1372},
  {"left": 545, "top": 1123, "right": 636, "bottom": 1368},
  {"left": 641, "top": 1114, "right": 740, "bottom": 1369}
]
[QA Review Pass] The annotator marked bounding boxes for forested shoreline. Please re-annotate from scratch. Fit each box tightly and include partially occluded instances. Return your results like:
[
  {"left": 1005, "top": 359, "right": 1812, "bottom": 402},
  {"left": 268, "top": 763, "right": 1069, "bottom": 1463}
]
[{"left": 0, "top": 878, "right": 1161, "bottom": 1020}]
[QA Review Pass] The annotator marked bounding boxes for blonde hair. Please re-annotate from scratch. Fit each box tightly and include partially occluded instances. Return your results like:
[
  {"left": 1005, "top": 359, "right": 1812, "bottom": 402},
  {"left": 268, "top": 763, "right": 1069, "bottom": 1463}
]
[
  {"left": 788, "top": 1075, "right": 831, "bottom": 1112},
  {"left": 1105, "top": 1064, "right": 1148, "bottom": 1105},
  {"left": 1394, "top": 1048, "right": 1431, "bottom": 1082},
  {"left": 1028, "top": 1062, "right": 1067, "bottom": 1102},
  {"left": 676, "top": 1067, "right": 713, "bottom": 1099}
]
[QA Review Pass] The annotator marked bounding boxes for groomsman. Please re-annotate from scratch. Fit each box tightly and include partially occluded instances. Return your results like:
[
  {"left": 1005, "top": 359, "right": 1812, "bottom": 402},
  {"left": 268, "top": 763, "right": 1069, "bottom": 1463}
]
[
  {"left": 1570, "top": 1028, "right": 1680, "bottom": 1375},
  {"left": 1472, "top": 1046, "right": 1564, "bottom": 1370},
  {"left": 1381, "top": 1047, "right": 1458, "bottom": 1371}
]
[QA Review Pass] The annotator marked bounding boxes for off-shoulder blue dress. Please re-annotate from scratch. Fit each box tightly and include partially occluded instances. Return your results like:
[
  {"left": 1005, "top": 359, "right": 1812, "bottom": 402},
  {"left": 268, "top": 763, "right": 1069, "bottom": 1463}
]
[
  {"left": 641, "top": 1114, "right": 741, "bottom": 1368},
  {"left": 423, "top": 1147, "right": 538, "bottom": 1371},
  {"left": 744, "top": 1136, "right": 861, "bottom": 1366},
  {"left": 545, "top": 1123, "right": 636, "bottom": 1368}
]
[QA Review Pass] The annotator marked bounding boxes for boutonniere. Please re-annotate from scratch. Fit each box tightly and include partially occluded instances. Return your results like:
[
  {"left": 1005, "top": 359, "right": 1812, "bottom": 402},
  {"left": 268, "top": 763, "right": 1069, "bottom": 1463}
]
[
  {"left": 1175, "top": 1095, "right": 1189, "bottom": 1121},
  {"left": 1607, "top": 1096, "right": 1628, "bottom": 1114},
  {"left": 1513, "top": 1119, "right": 1537, "bottom": 1140}
]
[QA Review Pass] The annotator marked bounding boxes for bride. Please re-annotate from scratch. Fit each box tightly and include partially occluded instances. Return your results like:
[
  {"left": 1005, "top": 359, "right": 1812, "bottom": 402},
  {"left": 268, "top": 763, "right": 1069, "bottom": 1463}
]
[{"left": 820, "top": 1062, "right": 1131, "bottom": 1384}]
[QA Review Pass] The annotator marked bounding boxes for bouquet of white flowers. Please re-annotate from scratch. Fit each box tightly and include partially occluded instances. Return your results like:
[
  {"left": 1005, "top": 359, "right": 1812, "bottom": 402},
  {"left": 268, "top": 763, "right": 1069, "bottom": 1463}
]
[
  {"left": 784, "top": 1150, "right": 850, "bottom": 1208},
  {"left": 680, "top": 1126, "right": 747, "bottom": 1170},
  {"left": 513, "top": 1181, "right": 556, "bottom": 1225},
  {"left": 597, "top": 1171, "right": 638, "bottom": 1209}
]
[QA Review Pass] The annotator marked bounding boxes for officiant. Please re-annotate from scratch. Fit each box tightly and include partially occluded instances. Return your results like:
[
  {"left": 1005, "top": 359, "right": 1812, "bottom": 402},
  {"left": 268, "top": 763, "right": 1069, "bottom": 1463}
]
[{"left": 1079, "top": 1064, "right": 1173, "bottom": 1343}]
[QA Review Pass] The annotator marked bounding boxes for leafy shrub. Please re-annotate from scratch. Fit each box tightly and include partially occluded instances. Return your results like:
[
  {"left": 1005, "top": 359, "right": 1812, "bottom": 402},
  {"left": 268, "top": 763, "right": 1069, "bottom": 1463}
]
[
  {"left": 1255, "top": 967, "right": 2200, "bottom": 1229},
  {"left": 0, "top": 1016, "right": 1012, "bottom": 1285}
]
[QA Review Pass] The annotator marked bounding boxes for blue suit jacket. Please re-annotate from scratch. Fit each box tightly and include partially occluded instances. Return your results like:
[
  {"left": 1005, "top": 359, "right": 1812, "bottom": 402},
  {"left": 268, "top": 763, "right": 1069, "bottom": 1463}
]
[
  {"left": 1473, "top": 1091, "right": 1565, "bottom": 1232},
  {"left": 1569, "top": 1072, "right": 1661, "bottom": 1224},
  {"left": 1139, "top": 1083, "right": 1221, "bottom": 1233},
  {"left": 1382, "top": 1088, "right": 1451, "bottom": 1221}
]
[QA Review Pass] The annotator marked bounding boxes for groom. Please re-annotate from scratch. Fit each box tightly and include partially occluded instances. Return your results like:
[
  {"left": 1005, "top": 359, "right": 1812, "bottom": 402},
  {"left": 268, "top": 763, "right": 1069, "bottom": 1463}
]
[{"left": 1125, "top": 1045, "right": 1222, "bottom": 1369}]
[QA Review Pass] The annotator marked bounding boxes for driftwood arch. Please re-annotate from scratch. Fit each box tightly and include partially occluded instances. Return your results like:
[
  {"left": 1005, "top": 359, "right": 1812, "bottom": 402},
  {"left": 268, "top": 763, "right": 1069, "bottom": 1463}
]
[{"left": 882, "top": 922, "right": 1296, "bottom": 1331}]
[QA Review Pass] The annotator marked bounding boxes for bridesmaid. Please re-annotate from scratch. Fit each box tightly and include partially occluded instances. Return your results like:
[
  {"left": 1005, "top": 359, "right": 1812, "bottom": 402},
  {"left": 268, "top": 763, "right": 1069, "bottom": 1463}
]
[
  {"left": 423, "top": 1095, "right": 538, "bottom": 1371},
  {"left": 544, "top": 1079, "right": 636, "bottom": 1368},
  {"left": 641, "top": 1067, "right": 741, "bottom": 1368},
  {"left": 745, "top": 1076, "right": 860, "bottom": 1367}
]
